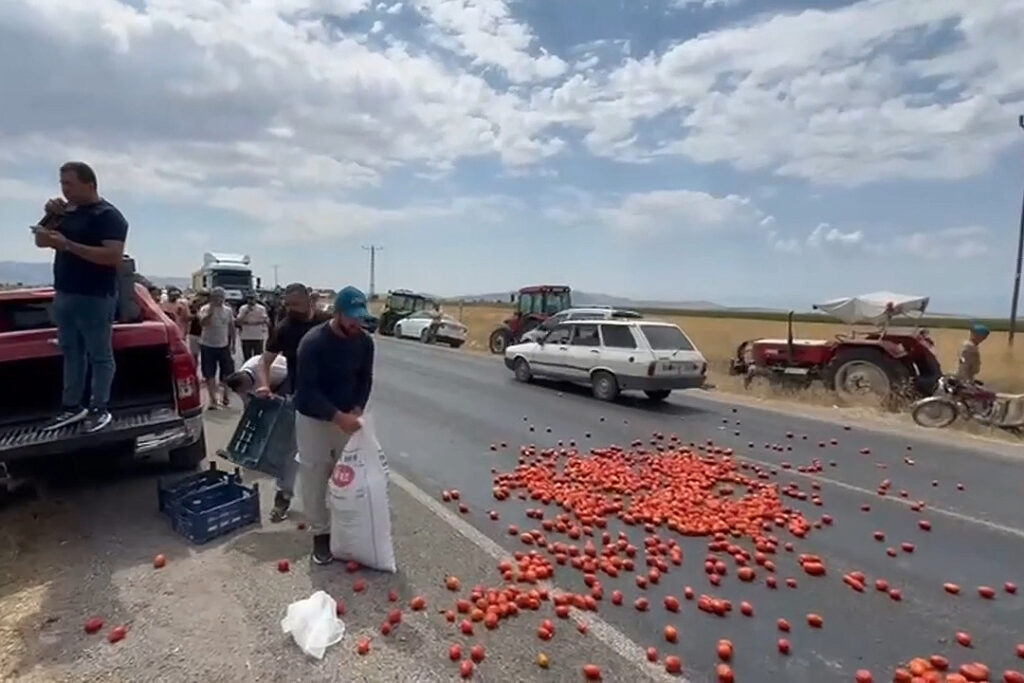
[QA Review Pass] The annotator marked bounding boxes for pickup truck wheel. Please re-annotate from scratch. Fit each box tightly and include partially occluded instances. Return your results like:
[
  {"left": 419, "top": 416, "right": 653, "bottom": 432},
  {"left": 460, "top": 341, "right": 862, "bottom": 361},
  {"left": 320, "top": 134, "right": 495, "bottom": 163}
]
[
  {"left": 591, "top": 371, "right": 619, "bottom": 402},
  {"left": 644, "top": 389, "right": 671, "bottom": 402},
  {"left": 168, "top": 428, "right": 208, "bottom": 471}
]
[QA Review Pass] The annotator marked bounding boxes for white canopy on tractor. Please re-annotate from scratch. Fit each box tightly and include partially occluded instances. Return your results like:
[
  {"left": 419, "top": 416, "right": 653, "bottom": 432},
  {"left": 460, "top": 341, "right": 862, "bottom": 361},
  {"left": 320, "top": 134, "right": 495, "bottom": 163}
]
[{"left": 813, "top": 292, "right": 929, "bottom": 326}]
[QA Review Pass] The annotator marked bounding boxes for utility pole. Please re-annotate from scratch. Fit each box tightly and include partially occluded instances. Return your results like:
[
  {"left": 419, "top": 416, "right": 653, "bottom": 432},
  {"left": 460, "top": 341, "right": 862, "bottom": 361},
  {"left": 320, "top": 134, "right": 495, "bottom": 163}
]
[
  {"left": 1010, "top": 115, "right": 1024, "bottom": 346},
  {"left": 272, "top": 264, "right": 280, "bottom": 288},
  {"left": 362, "top": 245, "right": 383, "bottom": 299}
]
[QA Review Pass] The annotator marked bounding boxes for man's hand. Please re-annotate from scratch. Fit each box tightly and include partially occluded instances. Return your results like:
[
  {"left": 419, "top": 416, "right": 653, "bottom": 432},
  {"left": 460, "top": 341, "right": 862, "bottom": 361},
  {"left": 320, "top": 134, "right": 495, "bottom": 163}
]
[
  {"left": 38, "top": 229, "right": 68, "bottom": 250},
  {"left": 254, "top": 385, "right": 273, "bottom": 398},
  {"left": 333, "top": 411, "right": 362, "bottom": 434},
  {"left": 44, "top": 198, "right": 67, "bottom": 215},
  {"left": 351, "top": 406, "right": 363, "bottom": 417}
]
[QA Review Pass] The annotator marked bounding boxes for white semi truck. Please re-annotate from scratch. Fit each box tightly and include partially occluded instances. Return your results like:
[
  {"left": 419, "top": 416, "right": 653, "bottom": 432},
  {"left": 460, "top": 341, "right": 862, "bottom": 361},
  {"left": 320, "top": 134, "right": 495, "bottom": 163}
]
[{"left": 190, "top": 252, "right": 259, "bottom": 304}]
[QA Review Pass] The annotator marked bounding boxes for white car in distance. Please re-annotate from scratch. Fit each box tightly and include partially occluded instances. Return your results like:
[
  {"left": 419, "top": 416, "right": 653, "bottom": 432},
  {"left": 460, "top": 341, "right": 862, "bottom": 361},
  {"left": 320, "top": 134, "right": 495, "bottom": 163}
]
[
  {"left": 394, "top": 310, "right": 468, "bottom": 348},
  {"left": 504, "top": 319, "right": 707, "bottom": 402},
  {"left": 518, "top": 306, "right": 643, "bottom": 344}
]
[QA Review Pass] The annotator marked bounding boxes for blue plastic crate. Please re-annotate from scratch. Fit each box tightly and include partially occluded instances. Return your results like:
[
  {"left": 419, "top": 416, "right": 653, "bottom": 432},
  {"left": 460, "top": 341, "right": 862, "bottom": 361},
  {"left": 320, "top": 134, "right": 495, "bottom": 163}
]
[
  {"left": 167, "top": 478, "right": 261, "bottom": 544},
  {"left": 218, "top": 395, "right": 296, "bottom": 480},
  {"left": 157, "top": 461, "right": 243, "bottom": 514}
]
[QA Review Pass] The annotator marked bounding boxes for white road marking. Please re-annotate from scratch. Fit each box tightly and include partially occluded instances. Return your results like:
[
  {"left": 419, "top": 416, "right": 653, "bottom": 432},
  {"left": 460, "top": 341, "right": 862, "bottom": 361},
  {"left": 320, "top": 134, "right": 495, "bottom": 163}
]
[
  {"left": 390, "top": 470, "right": 687, "bottom": 683},
  {"left": 737, "top": 453, "right": 1024, "bottom": 541}
]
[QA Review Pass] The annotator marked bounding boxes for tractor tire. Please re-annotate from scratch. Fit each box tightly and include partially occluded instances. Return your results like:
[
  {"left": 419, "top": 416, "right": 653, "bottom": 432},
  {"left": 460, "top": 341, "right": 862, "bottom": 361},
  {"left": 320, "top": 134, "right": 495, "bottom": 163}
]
[
  {"left": 823, "top": 347, "right": 910, "bottom": 409},
  {"left": 591, "top": 371, "right": 619, "bottom": 402},
  {"left": 644, "top": 389, "right": 671, "bottom": 402},
  {"left": 513, "top": 357, "right": 532, "bottom": 383},
  {"left": 488, "top": 327, "right": 512, "bottom": 355}
]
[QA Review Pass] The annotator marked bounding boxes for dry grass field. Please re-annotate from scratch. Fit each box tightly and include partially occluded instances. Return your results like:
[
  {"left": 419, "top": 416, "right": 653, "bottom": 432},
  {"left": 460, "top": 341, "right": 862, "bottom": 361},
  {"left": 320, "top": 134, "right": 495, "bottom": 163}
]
[{"left": 431, "top": 303, "right": 1024, "bottom": 395}]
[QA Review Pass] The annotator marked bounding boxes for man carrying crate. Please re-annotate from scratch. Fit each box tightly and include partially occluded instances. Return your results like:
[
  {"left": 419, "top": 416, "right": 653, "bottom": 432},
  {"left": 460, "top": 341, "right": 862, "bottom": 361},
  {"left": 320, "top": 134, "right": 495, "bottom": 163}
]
[{"left": 252, "top": 283, "right": 330, "bottom": 522}]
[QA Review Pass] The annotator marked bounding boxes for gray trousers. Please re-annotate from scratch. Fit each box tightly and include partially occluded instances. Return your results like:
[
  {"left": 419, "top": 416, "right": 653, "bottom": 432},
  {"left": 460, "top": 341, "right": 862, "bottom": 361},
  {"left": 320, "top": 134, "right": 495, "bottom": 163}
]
[{"left": 295, "top": 412, "right": 351, "bottom": 535}]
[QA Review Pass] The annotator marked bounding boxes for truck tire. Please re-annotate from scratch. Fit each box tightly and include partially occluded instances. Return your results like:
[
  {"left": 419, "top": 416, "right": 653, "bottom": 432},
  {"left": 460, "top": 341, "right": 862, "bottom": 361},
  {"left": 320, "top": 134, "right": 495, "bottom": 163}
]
[
  {"left": 824, "top": 347, "right": 910, "bottom": 408},
  {"left": 168, "top": 428, "right": 208, "bottom": 471}
]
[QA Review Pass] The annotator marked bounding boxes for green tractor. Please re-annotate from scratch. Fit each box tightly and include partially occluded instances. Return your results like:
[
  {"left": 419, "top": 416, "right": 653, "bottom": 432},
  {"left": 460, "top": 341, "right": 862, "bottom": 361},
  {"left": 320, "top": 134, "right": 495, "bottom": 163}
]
[{"left": 377, "top": 289, "right": 436, "bottom": 336}]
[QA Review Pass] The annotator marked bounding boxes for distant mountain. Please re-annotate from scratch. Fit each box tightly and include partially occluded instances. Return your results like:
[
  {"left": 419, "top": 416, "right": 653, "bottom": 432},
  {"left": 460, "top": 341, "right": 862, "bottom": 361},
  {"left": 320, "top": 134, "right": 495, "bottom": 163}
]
[
  {"left": 0, "top": 261, "right": 188, "bottom": 290},
  {"left": 453, "top": 289, "right": 728, "bottom": 311}
]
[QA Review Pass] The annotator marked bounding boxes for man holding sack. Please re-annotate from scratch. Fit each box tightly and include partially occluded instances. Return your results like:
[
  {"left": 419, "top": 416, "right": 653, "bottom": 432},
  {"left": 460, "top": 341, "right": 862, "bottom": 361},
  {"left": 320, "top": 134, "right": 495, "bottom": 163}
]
[{"left": 293, "top": 286, "right": 376, "bottom": 565}]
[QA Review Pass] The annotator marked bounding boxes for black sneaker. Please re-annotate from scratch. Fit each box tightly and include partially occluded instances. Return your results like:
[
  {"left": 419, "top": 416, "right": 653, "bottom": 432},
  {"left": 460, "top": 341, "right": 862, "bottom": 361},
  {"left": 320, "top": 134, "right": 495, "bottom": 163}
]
[
  {"left": 81, "top": 409, "right": 113, "bottom": 434},
  {"left": 269, "top": 491, "right": 291, "bottom": 523},
  {"left": 311, "top": 534, "right": 333, "bottom": 565},
  {"left": 42, "top": 407, "right": 88, "bottom": 431}
]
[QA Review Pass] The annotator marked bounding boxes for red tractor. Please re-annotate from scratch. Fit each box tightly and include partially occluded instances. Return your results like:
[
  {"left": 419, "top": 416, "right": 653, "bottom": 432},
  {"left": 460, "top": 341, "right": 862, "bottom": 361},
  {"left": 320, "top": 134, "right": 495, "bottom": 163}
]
[
  {"left": 488, "top": 285, "right": 572, "bottom": 354},
  {"left": 728, "top": 292, "right": 943, "bottom": 406}
]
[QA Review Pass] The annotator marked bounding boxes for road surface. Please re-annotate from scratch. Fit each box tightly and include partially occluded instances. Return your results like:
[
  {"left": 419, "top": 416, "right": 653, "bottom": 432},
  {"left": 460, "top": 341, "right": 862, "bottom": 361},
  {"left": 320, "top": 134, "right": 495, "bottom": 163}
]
[{"left": 1, "top": 336, "right": 1022, "bottom": 682}]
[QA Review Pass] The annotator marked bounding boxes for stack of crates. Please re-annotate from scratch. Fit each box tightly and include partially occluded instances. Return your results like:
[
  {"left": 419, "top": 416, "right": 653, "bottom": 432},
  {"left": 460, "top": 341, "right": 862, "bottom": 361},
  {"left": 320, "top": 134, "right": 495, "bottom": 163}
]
[
  {"left": 218, "top": 395, "right": 296, "bottom": 481},
  {"left": 157, "top": 462, "right": 260, "bottom": 544}
]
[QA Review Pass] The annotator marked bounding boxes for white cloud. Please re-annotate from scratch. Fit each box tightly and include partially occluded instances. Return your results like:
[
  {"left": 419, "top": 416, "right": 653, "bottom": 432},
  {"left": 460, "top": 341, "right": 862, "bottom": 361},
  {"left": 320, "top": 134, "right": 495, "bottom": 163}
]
[
  {"left": 806, "top": 222, "right": 864, "bottom": 249},
  {"left": 585, "top": 189, "right": 764, "bottom": 234},
  {"left": 673, "top": 0, "right": 743, "bottom": 9},
  {"left": 410, "top": 0, "right": 567, "bottom": 83},
  {"left": 537, "top": 0, "right": 1024, "bottom": 185},
  {"left": 769, "top": 222, "right": 991, "bottom": 261},
  {"left": 887, "top": 225, "right": 991, "bottom": 260}
]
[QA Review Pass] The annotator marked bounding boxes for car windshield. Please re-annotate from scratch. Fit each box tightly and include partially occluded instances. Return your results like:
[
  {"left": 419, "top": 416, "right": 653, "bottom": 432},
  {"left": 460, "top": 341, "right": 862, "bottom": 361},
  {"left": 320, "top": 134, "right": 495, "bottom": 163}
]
[
  {"left": 211, "top": 271, "right": 251, "bottom": 289},
  {"left": 640, "top": 324, "right": 694, "bottom": 351}
]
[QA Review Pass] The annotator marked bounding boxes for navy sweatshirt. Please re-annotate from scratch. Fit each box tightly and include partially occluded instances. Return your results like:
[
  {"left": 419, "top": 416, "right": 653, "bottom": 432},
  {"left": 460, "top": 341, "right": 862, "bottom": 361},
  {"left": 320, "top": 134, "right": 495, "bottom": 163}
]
[{"left": 293, "top": 321, "right": 374, "bottom": 421}]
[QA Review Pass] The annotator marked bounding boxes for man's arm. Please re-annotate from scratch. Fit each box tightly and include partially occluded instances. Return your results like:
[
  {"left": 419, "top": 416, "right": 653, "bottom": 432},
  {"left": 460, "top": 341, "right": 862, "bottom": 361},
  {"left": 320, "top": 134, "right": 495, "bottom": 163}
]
[
  {"left": 52, "top": 209, "right": 128, "bottom": 267},
  {"left": 353, "top": 334, "right": 375, "bottom": 412},
  {"left": 255, "top": 350, "right": 279, "bottom": 393}
]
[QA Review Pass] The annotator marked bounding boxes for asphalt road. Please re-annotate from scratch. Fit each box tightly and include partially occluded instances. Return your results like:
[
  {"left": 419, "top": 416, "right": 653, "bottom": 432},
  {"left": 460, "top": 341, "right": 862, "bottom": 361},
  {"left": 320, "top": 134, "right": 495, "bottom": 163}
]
[
  {"left": 368, "top": 337, "right": 1024, "bottom": 682},
  {"left": 2, "top": 337, "right": 1022, "bottom": 682}
]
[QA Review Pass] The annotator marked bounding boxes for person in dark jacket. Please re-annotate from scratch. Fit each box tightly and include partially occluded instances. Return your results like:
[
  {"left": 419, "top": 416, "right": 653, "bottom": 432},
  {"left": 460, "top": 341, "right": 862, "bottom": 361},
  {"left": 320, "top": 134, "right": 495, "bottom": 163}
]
[{"left": 293, "top": 285, "right": 374, "bottom": 565}]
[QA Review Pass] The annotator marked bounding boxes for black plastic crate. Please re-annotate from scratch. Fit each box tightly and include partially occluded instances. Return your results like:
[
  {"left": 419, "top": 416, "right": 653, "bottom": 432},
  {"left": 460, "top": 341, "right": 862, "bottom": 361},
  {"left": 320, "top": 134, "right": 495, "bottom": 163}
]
[
  {"left": 218, "top": 395, "right": 296, "bottom": 480},
  {"left": 168, "top": 479, "right": 260, "bottom": 544},
  {"left": 157, "top": 461, "right": 242, "bottom": 514}
]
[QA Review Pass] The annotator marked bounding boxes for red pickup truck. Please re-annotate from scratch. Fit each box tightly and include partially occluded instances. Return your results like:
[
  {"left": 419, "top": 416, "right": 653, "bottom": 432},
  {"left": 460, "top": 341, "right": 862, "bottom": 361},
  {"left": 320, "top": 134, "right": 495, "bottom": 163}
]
[{"left": 0, "top": 269, "right": 206, "bottom": 481}]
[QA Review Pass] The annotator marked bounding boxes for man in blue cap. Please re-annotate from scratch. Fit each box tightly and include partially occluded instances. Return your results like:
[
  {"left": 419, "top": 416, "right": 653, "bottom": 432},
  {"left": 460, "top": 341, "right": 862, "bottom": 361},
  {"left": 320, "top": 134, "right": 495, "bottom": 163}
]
[
  {"left": 956, "top": 323, "right": 989, "bottom": 383},
  {"left": 293, "top": 285, "right": 375, "bottom": 565}
]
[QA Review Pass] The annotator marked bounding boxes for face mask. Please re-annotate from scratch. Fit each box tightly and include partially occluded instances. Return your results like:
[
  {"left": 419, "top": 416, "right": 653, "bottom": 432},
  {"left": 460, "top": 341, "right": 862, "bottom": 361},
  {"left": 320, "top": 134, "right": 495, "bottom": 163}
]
[{"left": 287, "top": 309, "right": 308, "bottom": 321}]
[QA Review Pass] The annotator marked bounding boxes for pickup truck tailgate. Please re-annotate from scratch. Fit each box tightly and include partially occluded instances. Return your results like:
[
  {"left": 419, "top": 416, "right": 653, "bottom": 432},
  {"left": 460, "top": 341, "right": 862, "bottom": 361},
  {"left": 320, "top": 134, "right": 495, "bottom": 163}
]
[{"left": 0, "top": 407, "right": 184, "bottom": 461}]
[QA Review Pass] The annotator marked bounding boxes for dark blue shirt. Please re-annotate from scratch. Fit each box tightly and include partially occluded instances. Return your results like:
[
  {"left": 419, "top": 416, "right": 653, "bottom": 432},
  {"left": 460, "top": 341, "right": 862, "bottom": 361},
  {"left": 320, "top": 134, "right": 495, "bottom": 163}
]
[
  {"left": 53, "top": 199, "right": 129, "bottom": 297},
  {"left": 294, "top": 322, "right": 374, "bottom": 421}
]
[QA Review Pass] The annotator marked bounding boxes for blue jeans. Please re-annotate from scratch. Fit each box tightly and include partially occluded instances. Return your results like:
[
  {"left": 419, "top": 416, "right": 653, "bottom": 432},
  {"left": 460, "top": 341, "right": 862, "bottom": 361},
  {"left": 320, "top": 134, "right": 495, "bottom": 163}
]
[{"left": 52, "top": 292, "right": 117, "bottom": 410}]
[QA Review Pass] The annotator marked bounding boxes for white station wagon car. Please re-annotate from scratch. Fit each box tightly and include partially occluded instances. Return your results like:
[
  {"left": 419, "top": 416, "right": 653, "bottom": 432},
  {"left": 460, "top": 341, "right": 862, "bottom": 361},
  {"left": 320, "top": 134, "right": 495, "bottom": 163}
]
[
  {"left": 394, "top": 310, "right": 468, "bottom": 348},
  {"left": 518, "top": 306, "right": 643, "bottom": 344},
  {"left": 504, "top": 319, "right": 708, "bottom": 402}
]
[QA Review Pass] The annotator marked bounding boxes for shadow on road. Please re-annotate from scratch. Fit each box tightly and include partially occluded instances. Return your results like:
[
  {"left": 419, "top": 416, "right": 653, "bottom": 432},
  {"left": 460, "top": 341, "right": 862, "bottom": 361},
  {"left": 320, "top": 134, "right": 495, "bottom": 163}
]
[{"left": 527, "top": 377, "right": 714, "bottom": 418}]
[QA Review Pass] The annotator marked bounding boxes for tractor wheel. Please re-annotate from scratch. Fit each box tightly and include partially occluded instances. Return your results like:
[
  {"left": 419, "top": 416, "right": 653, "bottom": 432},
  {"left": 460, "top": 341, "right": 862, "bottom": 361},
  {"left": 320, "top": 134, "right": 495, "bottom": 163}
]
[
  {"left": 513, "top": 357, "right": 532, "bottom": 383},
  {"left": 824, "top": 347, "right": 910, "bottom": 408},
  {"left": 488, "top": 327, "right": 512, "bottom": 355}
]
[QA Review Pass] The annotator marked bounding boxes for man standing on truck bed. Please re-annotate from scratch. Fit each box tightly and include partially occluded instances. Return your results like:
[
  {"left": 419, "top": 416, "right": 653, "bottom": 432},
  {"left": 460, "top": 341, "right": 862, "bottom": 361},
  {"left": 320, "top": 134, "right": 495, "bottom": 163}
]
[
  {"left": 293, "top": 285, "right": 374, "bottom": 565},
  {"left": 254, "top": 282, "right": 330, "bottom": 522},
  {"left": 34, "top": 161, "right": 129, "bottom": 434}
]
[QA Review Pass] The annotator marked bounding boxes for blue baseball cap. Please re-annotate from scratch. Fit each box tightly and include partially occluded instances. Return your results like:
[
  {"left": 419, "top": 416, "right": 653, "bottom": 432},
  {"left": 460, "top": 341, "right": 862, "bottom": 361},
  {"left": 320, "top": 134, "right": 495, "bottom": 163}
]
[
  {"left": 971, "top": 323, "right": 990, "bottom": 337},
  {"left": 334, "top": 286, "right": 371, "bottom": 320}
]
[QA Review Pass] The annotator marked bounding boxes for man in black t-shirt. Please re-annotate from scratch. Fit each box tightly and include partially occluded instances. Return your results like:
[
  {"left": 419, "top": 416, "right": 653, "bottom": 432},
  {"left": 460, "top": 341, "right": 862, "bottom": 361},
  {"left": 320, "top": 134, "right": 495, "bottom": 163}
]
[
  {"left": 255, "top": 282, "right": 330, "bottom": 521},
  {"left": 35, "top": 162, "right": 129, "bottom": 434}
]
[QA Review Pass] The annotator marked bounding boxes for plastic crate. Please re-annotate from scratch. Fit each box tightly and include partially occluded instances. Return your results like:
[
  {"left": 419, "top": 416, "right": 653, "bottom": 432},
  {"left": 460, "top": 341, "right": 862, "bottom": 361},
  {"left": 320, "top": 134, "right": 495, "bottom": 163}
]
[
  {"left": 157, "top": 461, "right": 242, "bottom": 514},
  {"left": 218, "top": 395, "right": 296, "bottom": 480},
  {"left": 157, "top": 462, "right": 260, "bottom": 544}
]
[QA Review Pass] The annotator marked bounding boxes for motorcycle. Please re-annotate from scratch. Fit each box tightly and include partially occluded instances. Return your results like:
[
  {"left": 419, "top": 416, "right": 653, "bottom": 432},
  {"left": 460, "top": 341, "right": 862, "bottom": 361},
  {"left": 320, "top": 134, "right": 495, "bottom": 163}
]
[{"left": 911, "top": 375, "right": 1024, "bottom": 434}]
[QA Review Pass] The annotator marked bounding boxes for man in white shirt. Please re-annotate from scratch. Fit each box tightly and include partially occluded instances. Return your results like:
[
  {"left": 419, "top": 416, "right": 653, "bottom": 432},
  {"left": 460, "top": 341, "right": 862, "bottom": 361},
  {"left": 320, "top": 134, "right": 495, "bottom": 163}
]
[
  {"left": 236, "top": 293, "right": 270, "bottom": 360},
  {"left": 223, "top": 354, "right": 287, "bottom": 401},
  {"left": 198, "top": 287, "right": 236, "bottom": 409}
]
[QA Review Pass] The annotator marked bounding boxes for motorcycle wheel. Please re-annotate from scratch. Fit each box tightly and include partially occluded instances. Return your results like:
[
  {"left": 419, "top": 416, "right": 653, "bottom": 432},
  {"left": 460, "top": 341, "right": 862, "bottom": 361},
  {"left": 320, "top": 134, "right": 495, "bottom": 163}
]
[{"left": 911, "top": 399, "right": 959, "bottom": 429}]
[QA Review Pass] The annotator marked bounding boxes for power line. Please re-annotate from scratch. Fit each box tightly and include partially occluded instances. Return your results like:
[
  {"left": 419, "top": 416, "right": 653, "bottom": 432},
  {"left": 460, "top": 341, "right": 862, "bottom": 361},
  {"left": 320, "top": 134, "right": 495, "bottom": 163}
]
[
  {"left": 1011, "top": 115, "right": 1024, "bottom": 346},
  {"left": 362, "top": 245, "right": 383, "bottom": 299}
]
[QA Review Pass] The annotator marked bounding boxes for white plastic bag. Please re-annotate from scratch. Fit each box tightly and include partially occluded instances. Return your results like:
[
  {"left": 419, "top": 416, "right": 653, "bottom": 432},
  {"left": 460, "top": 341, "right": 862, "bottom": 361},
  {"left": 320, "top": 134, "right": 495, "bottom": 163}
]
[
  {"left": 280, "top": 590, "right": 345, "bottom": 659},
  {"left": 328, "top": 415, "right": 397, "bottom": 573}
]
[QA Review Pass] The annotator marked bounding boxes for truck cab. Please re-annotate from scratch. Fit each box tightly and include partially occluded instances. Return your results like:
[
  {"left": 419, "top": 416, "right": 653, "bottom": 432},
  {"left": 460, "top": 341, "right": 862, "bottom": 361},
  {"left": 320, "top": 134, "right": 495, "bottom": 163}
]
[
  {"left": 0, "top": 259, "right": 207, "bottom": 484},
  {"left": 191, "top": 252, "right": 257, "bottom": 305}
]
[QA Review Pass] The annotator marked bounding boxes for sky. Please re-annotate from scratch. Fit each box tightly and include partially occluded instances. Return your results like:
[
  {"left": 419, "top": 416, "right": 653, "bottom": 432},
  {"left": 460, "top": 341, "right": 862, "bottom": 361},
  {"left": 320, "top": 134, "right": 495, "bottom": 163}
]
[{"left": 0, "top": 0, "right": 1022, "bottom": 315}]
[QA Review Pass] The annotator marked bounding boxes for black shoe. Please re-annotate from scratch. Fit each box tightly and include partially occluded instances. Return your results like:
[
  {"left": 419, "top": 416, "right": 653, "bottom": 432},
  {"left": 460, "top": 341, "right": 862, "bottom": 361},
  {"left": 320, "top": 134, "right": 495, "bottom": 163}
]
[
  {"left": 42, "top": 407, "right": 88, "bottom": 431},
  {"left": 270, "top": 492, "right": 291, "bottom": 523},
  {"left": 81, "top": 409, "right": 113, "bottom": 434},
  {"left": 311, "top": 534, "right": 333, "bottom": 565}
]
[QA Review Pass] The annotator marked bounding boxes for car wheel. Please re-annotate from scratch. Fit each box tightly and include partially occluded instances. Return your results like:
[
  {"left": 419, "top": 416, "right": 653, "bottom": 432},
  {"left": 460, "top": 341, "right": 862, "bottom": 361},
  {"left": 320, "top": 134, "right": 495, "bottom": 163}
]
[
  {"left": 591, "top": 371, "right": 619, "bottom": 402},
  {"left": 168, "top": 428, "right": 207, "bottom": 471},
  {"left": 513, "top": 357, "right": 532, "bottom": 383},
  {"left": 419, "top": 328, "right": 431, "bottom": 343},
  {"left": 395, "top": 324, "right": 402, "bottom": 338},
  {"left": 644, "top": 389, "right": 671, "bottom": 402}
]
